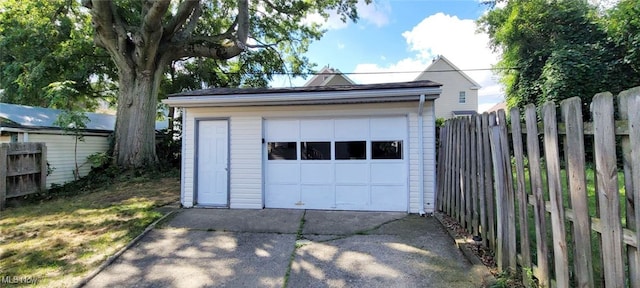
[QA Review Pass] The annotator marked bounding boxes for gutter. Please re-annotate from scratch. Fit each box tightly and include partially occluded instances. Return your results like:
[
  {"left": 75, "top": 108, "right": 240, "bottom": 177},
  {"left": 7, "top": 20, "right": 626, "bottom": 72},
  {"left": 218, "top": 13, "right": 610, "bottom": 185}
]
[
  {"left": 0, "top": 126, "right": 112, "bottom": 137},
  {"left": 431, "top": 101, "right": 437, "bottom": 214},
  {"left": 418, "top": 94, "right": 426, "bottom": 216},
  {"left": 163, "top": 87, "right": 441, "bottom": 107}
]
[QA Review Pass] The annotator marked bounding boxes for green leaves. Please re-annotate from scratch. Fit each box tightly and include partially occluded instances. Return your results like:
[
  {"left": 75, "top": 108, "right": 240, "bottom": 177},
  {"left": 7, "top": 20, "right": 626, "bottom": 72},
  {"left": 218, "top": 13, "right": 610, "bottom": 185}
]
[
  {"left": 478, "top": 0, "right": 639, "bottom": 112},
  {"left": 0, "top": 0, "right": 114, "bottom": 109}
]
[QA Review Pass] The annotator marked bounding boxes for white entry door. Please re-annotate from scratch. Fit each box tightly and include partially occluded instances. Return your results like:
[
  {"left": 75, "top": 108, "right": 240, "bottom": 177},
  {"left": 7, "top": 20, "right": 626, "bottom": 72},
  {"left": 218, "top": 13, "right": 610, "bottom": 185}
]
[{"left": 197, "top": 120, "right": 229, "bottom": 206}]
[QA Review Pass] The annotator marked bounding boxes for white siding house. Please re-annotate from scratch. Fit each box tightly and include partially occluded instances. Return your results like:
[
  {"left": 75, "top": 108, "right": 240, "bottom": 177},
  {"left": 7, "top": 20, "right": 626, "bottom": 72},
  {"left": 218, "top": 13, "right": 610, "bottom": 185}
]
[
  {"left": 164, "top": 80, "right": 441, "bottom": 214},
  {"left": 0, "top": 103, "right": 167, "bottom": 187},
  {"left": 27, "top": 134, "right": 110, "bottom": 187},
  {"left": 414, "top": 55, "right": 481, "bottom": 119}
]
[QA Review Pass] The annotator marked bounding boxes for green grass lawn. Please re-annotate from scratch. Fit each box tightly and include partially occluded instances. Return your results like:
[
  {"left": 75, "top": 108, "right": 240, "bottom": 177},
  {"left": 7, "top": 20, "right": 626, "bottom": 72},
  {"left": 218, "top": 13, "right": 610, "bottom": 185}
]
[{"left": 0, "top": 171, "right": 179, "bottom": 287}]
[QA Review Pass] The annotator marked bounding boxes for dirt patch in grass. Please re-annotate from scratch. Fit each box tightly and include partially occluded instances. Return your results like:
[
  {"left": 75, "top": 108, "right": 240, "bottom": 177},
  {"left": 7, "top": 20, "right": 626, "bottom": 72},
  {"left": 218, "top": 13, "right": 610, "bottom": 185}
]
[{"left": 0, "top": 172, "right": 179, "bottom": 287}]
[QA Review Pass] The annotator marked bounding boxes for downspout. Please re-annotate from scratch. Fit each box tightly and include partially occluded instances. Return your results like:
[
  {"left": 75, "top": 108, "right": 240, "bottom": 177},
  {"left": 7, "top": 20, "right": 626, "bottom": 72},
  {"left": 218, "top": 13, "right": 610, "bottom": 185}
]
[
  {"left": 418, "top": 94, "right": 426, "bottom": 216},
  {"left": 180, "top": 108, "right": 187, "bottom": 208},
  {"left": 431, "top": 101, "right": 437, "bottom": 215}
]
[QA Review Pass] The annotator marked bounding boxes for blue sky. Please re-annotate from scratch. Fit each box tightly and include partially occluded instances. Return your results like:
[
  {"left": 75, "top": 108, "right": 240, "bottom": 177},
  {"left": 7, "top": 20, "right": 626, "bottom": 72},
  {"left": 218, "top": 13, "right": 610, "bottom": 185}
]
[{"left": 271, "top": 0, "right": 505, "bottom": 112}]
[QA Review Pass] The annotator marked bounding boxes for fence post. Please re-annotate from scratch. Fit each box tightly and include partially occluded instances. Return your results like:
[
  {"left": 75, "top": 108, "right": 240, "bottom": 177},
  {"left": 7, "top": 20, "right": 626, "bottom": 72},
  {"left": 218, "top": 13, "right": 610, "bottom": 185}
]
[
  {"left": 484, "top": 113, "right": 497, "bottom": 250},
  {"left": 542, "top": 102, "right": 570, "bottom": 287},
  {"left": 592, "top": 92, "right": 625, "bottom": 287},
  {"left": 524, "top": 104, "right": 549, "bottom": 287},
  {"left": 445, "top": 121, "right": 454, "bottom": 215},
  {"left": 437, "top": 123, "right": 446, "bottom": 212},
  {"left": 470, "top": 116, "right": 479, "bottom": 237},
  {"left": 455, "top": 119, "right": 462, "bottom": 223},
  {"left": 476, "top": 115, "right": 487, "bottom": 247},
  {"left": 0, "top": 143, "right": 7, "bottom": 210},
  {"left": 458, "top": 118, "right": 471, "bottom": 230},
  {"left": 463, "top": 117, "right": 471, "bottom": 231},
  {"left": 622, "top": 87, "right": 640, "bottom": 288},
  {"left": 489, "top": 125, "right": 505, "bottom": 270},
  {"left": 40, "top": 144, "right": 47, "bottom": 191},
  {"left": 561, "top": 97, "right": 594, "bottom": 287},
  {"left": 498, "top": 110, "right": 517, "bottom": 270},
  {"left": 510, "top": 107, "right": 532, "bottom": 285}
]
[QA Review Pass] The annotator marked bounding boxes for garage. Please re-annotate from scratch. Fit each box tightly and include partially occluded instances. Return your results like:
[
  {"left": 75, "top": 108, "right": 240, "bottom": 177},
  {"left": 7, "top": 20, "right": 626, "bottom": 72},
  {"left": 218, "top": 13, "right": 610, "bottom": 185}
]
[
  {"left": 265, "top": 117, "right": 407, "bottom": 211},
  {"left": 164, "top": 80, "right": 441, "bottom": 214}
]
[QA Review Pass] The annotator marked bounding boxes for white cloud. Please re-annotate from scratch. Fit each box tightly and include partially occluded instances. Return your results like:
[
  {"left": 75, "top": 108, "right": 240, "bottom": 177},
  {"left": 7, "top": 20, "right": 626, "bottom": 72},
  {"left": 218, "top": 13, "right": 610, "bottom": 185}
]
[
  {"left": 352, "top": 12, "right": 503, "bottom": 109},
  {"left": 302, "top": 12, "right": 349, "bottom": 30},
  {"left": 357, "top": 0, "right": 391, "bottom": 27},
  {"left": 352, "top": 58, "right": 425, "bottom": 84},
  {"left": 302, "top": 0, "right": 391, "bottom": 30}
]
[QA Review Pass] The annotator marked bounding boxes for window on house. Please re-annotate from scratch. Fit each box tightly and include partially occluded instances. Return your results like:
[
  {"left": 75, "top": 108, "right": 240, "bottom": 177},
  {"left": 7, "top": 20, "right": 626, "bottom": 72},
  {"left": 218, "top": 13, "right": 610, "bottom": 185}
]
[
  {"left": 301, "top": 142, "right": 331, "bottom": 160},
  {"left": 371, "top": 141, "right": 403, "bottom": 159},
  {"left": 268, "top": 142, "right": 297, "bottom": 160},
  {"left": 459, "top": 91, "right": 466, "bottom": 104},
  {"left": 335, "top": 141, "right": 366, "bottom": 160}
]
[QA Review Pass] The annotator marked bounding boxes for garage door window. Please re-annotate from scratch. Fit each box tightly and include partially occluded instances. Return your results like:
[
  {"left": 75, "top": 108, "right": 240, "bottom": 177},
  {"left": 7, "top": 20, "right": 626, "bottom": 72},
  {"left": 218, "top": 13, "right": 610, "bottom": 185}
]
[
  {"left": 372, "top": 141, "right": 403, "bottom": 159},
  {"left": 335, "top": 141, "right": 366, "bottom": 160},
  {"left": 268, "top": 142, "right": 297, "bottom": 160},
  {"left": 301, "top": 142, "right": 331, "bottom": 160}
]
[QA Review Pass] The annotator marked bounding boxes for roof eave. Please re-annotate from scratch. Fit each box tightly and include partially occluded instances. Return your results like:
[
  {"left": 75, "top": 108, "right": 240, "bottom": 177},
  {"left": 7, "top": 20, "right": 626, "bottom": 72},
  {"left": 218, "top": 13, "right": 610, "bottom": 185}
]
[{"left": 164, "top": 87, "right": 441, "bottom": 108}]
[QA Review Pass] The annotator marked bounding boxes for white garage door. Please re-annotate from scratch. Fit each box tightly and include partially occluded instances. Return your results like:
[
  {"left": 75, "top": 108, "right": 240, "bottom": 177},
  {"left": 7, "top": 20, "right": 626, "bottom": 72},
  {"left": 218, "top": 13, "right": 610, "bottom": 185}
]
[{"left": 264, "top": 116, "right": 408, "bottom": 211}]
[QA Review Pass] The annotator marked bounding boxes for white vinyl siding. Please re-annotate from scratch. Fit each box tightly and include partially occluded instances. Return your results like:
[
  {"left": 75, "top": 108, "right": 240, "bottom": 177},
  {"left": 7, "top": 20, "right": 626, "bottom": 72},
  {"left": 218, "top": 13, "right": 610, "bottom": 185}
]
[
  {"left": 415, "top": 57, "right": 479, "bottom": 119},
  {"left": 181, "top": 101, "right": 436, "bottom": 213},
  {"left": 229, "top": 116, "right": 263, "bottom": 208},
  {"left": 408, "top": 101, "right": 436, "bottom": 213},
  {"left": 27, "top": 134, "right": 109, "bottom": 187},
  {"left": 183, "top": 114, "right": 196, "bottom": 206}
]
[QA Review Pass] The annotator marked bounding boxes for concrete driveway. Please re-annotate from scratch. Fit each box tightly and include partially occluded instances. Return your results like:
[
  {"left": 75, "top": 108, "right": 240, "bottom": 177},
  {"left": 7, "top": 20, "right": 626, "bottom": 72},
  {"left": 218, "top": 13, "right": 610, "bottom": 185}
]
[{"left": 82, "top": 209, "right": 491, "bottom": 288}]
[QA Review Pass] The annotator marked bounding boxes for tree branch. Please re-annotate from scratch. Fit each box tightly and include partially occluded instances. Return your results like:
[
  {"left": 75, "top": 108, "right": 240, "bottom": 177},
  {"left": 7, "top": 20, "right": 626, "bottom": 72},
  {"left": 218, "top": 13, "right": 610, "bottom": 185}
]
[
  {"left": 262, "top": 0, "right": 295, "bottom": 15},
  {"left": 236, "top": 0, "right": 249, "bottom": 50},
  {"left": 175, "top": 3, "right": 202, "bottom": 41},
  {"left": 138, "top": 0, "right": 171, "bottom": 70},
  {"left": 245, "top": 42, "right": 279, "bottom": 49},
  {"left": 110, "top": 1, "right": 131, "bottom": 60},
  {"left": 164, "top": 0, "right": 200, "bottom": 40},
  {"left": 83, "top": 0, "right": 115, "bottom": 46},
  {"left": 172, "top": 43, "right": 244, "bottom": 60},
  {"left": 143, "top": 0, "right": 171, "bottom": 32},
  {"left": 83, "top": 0, "right": 134, "bottom": 69}
]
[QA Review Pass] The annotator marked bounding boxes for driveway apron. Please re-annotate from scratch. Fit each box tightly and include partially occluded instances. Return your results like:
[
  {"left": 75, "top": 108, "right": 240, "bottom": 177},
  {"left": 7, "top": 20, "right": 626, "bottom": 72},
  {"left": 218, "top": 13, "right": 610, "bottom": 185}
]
[{"left": 83, "top": 209, "right": 487, "bottom": 288}]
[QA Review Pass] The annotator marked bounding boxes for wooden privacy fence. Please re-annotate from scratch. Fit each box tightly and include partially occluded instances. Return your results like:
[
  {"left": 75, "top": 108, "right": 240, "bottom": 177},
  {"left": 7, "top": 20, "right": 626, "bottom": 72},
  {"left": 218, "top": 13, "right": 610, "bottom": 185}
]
[
  {"left": 437, "top": 86, "right": 640, "bottom": 287},
  {"left": 0, "top": 142, "right": 47, "bottom": 210}
]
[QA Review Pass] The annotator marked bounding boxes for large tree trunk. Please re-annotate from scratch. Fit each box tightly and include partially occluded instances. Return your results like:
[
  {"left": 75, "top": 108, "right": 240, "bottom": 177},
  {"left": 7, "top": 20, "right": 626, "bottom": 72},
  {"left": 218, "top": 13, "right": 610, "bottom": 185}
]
[
  {"left": 113, "top": 67, "right": 163, "bottom": 168},
  {"left": 82, "top": 0, "right": 250, "bottom": 169}
]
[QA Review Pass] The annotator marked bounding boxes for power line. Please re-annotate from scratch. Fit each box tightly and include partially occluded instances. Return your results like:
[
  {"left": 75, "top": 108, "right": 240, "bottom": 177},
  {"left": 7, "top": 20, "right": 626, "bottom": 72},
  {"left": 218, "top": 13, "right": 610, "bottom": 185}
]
[
  {"left": 339, "top": 67, "right": 515, "bottom": 75},
  {"left": 270, "top": 67, "right": 516, "bottom": 76}
]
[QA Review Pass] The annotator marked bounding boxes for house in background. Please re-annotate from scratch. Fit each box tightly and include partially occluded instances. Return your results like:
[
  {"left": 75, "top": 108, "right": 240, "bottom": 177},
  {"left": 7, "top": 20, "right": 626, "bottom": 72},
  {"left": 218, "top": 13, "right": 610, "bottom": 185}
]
[
  {"left": 485, "top": 101, "right": 507, "bottom": 114},
  {"left": 304, "top": 66, "right": 356, "bottom": 87},
  {"left": 414, "top": 55, "right": 480, "bottom": 119},
  {"left": 307, "top": 59, "right": 479, "bottom": 119},
  {"left": 0, "top": 103, "right": 167, "bottom": 187},
  {"left": 164, "top": 80, "right": 441, "bottom": 214}
]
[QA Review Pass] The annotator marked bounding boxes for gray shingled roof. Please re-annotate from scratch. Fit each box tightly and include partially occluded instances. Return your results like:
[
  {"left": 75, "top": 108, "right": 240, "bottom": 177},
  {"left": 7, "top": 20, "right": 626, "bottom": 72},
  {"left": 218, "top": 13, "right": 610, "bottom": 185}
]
[{"left": 0, "top": 103, "right": 168, "bottom": 131}]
